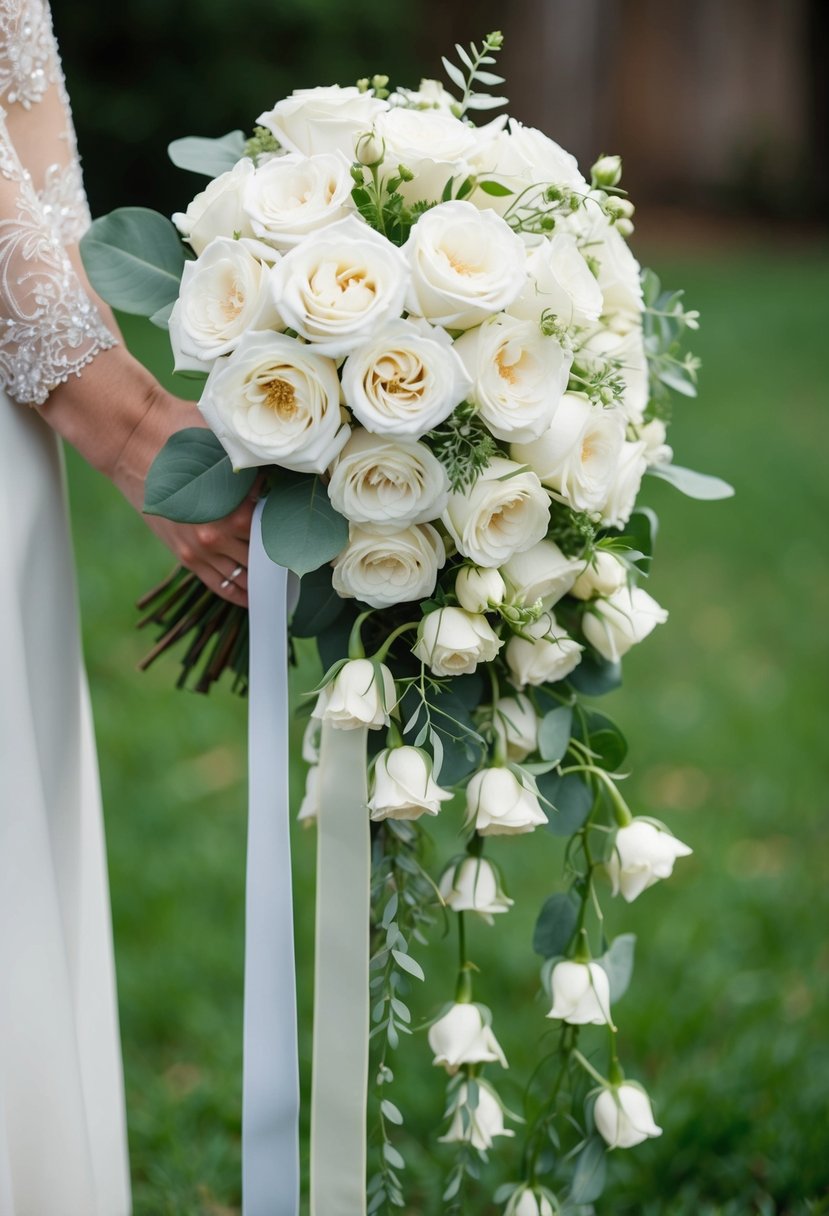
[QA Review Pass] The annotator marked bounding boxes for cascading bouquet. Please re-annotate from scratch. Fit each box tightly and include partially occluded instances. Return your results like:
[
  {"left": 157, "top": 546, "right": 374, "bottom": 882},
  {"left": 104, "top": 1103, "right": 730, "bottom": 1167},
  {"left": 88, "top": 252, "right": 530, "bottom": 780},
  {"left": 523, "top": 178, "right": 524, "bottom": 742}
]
[{"left": 83, "top": 31, "right": 732, "bottom": 1215}]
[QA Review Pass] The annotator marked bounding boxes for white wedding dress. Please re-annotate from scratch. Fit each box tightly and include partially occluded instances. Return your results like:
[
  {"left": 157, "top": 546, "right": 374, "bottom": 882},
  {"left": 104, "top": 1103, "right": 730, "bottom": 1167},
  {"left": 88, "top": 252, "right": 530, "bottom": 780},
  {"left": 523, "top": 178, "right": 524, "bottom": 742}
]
[{"left": 0, "top": 2, "right": 131, "bottom": 1212}]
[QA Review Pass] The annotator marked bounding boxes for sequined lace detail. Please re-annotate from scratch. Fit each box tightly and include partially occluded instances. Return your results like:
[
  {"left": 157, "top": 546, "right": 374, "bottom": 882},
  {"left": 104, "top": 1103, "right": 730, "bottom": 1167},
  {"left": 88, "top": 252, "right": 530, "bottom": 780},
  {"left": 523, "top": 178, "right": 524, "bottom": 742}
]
[
  {"left": 38, "top": 157, "right": 91, "bottom": 245},
  {"left": 0, "top": 0, "right": 54, "bottom": 108}
]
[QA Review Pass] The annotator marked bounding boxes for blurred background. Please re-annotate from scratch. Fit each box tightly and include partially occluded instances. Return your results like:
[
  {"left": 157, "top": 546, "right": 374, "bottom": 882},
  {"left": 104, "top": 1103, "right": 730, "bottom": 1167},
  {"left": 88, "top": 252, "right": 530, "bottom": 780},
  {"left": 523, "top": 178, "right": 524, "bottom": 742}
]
[{"left": 53, "top": 0, "right": 828, "bottom": 1212}]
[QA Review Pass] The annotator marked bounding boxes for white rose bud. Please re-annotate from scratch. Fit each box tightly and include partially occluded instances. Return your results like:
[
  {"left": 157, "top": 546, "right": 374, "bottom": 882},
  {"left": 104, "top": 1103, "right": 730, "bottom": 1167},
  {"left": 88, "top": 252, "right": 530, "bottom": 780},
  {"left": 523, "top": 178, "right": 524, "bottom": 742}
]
[
  {"left": 296, "top": 764, "right": 319, "bottom": 827},
  {"left": 548, "top": 960, "right": 612, "bottom": 1025},
  {"left": 591, "top": 154, "right": 623, "bottom": 187},
  {"left": 454, "top": 314, "right": 572, "bottom": 444},
  {"left": 439, "top": 856, "right": 513, "bottom": 923},
  {"left": 509, "top": 233, "right": 603, "bottom": 329},
  {"left": 354, "top": 129, "right": 385, "bottom": 167},
  {"left": 271, "top": 216, "right": 409, "bottom": 358},
  {"left": 638, "top": 417, "right": 674, "bottom": 467},
  {"left": 341, "top": 318, "right": 471, "bottom": 438},
  {"left": 511, "top": 393, "right": 626, "bottom": 515},
  {"left": 501, "top": 539, "right": 582, "bottom": 609},
  {"left": 608, "top": 819, "right": 693, "bottom": 902},
  {"left": 509, "top": 1189, "right": 556, "bottom": 1216},
  {"left": 368, "top": 746, "right": 452, "bottom": 821},
  {"left": 570, "top": 551, "right": 628, "bottom": 601},
  {"left": 467, "top": 766, "right": 548, "bottom": 836},
  {"left": 492, "top": 693, "right": 539, "bottom": 762},
  {"left": 242, "top": 151, "right": 354, "bottom": 249},
  {"left": 331, "top": 523, "right": 445, "bottom": 609},
  {"left": 455, "top": 566, "right": 507, "bottom": 614},
  {"left": 582, "top": 585, "right": 668, "bottom": 663},
  {"left": 173, "top": 158, "right": 254, "bottom": 255},
  {"left": 600, "top": 440, "right": 648, "bottom": 529},
  {"left": 413, "top": 607, "right": 502, "bottom": 677},
  {"left": 505, "top": 612, "right": 583, "bottom": 688},
  {"left": 443, "top": 458, "right": 550, "bottom": 569},
  {"left": 594, "top": 1083, "right": 663, "bottom": 1149},
  {"left": 328, "top": 430, "right": 449, "bottom": 531},
  {"left": 439, "top": 1082, "right": 514, "bottom": 1151},
  {"left": 257, "top": 85, "right": 388, "bottom": 158},
  {"left": 312, "top": 658, "right": 396, "bottom": 730},
  {"left": 428, "top": 1003, "right": 508, "bottom": 1073},
  {"left": 404, "top": 201, "right": 527, "bottom": 330},
  {"left": 198, "top": 330, "right": 349, "bottom": 473}
]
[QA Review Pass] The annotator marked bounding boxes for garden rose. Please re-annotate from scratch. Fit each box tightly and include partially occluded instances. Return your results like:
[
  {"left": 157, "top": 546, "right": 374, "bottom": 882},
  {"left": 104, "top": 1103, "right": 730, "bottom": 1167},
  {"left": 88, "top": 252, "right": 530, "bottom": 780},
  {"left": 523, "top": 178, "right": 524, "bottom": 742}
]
[
  {"left": 403, "top": 201, "right": 527, "bottom": 329},
  {"left": 594, "top": 1083, "right": 662, "bottom": 1149},
  {"left": 439, "top": 1082, "right": 514, "bottom": 1150},
  {"left": 505, "top": 612, "right": 583, "bottom": 687},
  {"left": 608, "top": 819, "right": 692, "bottom": 902},
  {"left": 470, "top": 118, "right": 587, "bottom": 216},
  {"left": 443, "top": 458, "right": 550, "bottom": 568},
  {"left": 600, "top": 439, "right": 648, "bottom": 528},
  {"left": 341, "top": 318, "right": 471, "bottom": 438},
  {"left": 271, "top": 215, "right": 409, "bottom": 357},
  {"left": 492, "top": 693, "right": 539, "bottom": 762},
  {"left": 428, "top": 1003, "right": 508, "bottom": 1073},
  {"left": 173, "top": 157, "right": 254, "bottom": 255},
  {"left": 198, "top": 330, "right": 348, "bottom": 472},
  {"left": 454, "top": 314, "right": 572, "bottom": 443},
  {"left": 509, "top": 232, "right": 603, "bottom": 329},
  {"left": 592, "top": 221, "right": 643, "bottom": 333},
  {"left": 257, "top": 85, "right": 388, "bottom": 158},
  {"left": 372, "top": 106, "right": 480, "bottom": 202},
  {"left": 467, "top": 766, "right": 547, "bottom": 836},
  {"left": 439, "top": 857, "right": 513, "bottom": 923},
  {"left": 570, "top": 550, "right": 628, "bottom": 600},
  {"left": 454, "top": 566, "right": 506, "bottom": 614},
  {"left": 582, "top": 585, "right": 668, "bottom": 662},
  {"left": 501, "top": 539, "right": 582, "bottom": 608},
  {"left": 548, "top": 960, "right": 612, "bottom": 1026},
  {"left": 331, "top": 523, "right": 444, "bottom": 609},
  {"left": 242, "top": 151, "right": 354, "bottom": 248},
  {"left": 327, "top": 430, "right": 449, "bottom": 530},
  {"left": 413, "top": 606, "right": 502, "bottom": 677},
  {"left": 312, "top": 658, "right": 396, "bottom": 730},
  {"left": 368, "top": 746, "right": 452, "bottom": 821}
]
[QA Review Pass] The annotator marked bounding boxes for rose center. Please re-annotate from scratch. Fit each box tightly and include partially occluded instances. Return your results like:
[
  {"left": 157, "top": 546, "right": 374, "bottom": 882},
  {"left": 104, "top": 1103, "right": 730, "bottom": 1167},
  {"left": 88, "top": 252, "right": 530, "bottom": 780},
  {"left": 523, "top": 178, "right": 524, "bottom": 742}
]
[
  {"left": 263, "top": 378, "right": 297, "bottom": 419},
  {"left": 496, "top": 348, "right": 519, "bottom": 385}
]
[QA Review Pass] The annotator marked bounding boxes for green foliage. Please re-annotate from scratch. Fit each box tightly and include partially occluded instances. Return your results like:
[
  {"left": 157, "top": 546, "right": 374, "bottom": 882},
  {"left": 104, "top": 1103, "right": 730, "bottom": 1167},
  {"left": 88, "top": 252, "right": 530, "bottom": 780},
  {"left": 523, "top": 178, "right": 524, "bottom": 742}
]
[
  {"left": 646, "top": 462, "right": 735, "bottom": 500},
  {"left": 260, "top": 472, "right": 348, "bottom": 577},
  {"left": 423, "top": 403, "right": 499, "bottom": 493},
  {"left": 440, "top": 31, "right": 507, "bottom": 116},
  {"left": 532, "top": 893, "right": 579, "bottom": 958},
  {"left": 290, "top": 565, "right": 346, "bottom": 638},
  {"left": 167, "top": 130, "right": 246, "bottom": 177},
  {"left": 143, "top": 428, "right": 256, "bottom": 523},
  {"left": 80, "top": 207, "right": 187, "bottom": 316},
  {"left": 243, "top": 126, "right": 282, "bottom": 163},
  {"left": 538, "top": 706, "right": 573, "bottom": 765}
]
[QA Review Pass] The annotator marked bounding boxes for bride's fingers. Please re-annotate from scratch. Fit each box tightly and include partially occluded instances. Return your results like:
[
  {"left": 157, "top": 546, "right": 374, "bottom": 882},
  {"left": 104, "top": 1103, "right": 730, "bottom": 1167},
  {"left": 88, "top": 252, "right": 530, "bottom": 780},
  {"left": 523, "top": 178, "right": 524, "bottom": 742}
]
[
  {"left": 199, "top": 560, "right": 248, "bottom": 607},
  {"left": 217, "top": 560, "right": 248, "bottom": 593},
  {"left": 192, "top": 524, "right": 249, "bottom": 571}
]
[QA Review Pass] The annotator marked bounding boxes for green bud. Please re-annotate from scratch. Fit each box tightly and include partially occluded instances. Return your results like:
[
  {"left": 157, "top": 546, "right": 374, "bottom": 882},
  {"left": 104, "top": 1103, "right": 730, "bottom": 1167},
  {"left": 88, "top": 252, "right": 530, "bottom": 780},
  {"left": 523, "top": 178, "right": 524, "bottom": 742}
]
[
  {"left": 591, "top": 154, "right": 623, "bottom": 188},
  {"left": 371, "top": 74, "right": 390, "bottom": 89},
  {"left": 540, "top": 215, "right": 555, "bottom": 232},
  {"left": 543, "top": 185, "right": 562, "bottom": 203},
  {"left": 355, "top": 130, "right": 385, "bottom": 167},
  {"left": 356, "top": 77, "right": 370, "bottom": 93},
  {"left": 396, "top": 163, "right": 415, "bottom": 182},
  {"left": 350, "top": 163, "right": 366, "bottom": 185}
]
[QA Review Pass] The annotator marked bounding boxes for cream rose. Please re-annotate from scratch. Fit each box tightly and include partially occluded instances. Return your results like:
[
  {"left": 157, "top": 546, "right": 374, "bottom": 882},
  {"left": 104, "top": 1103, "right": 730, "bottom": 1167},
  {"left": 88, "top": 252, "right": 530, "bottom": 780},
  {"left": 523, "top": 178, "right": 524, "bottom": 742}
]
[
  {"left": 469, "top": 118, "right": 587, "bottom": 216},
  {"left": 327, "top": 429, "right": 449, "bottom": 530},
  {"left": 413, "top": 606, "right": 502, "bottom": 677},
  {"left": 594, "top": 1084, "right": 663, "bottom": 1149},
  {"left": 442, "top": 458, "right": 550, "bottom": 568},
  {"left": 170, "top": 237, "right": 280, "bottom": 369},
  {"left": 198, "top": 330, "right": 348, "bottom": 472},
  {"left": 173, "top": 158, "right": 254, "bottom": 256},
  {"left": 372, "top": 106, "right": 480, "bottom": 202},
  {"left": 242, "top": 151, "right": 354, "bottom": 249},
  {"left": 492, "top": 693, "right": 539, "bottom": 762},
  {"left": 341, "top": 318, "right": 471, "bottom": 438},
  {"left": 331, "top": 523, "right": 444, "bottom": 609},
  {"left": 467, "top": 766, "right": 547, "bottom": 836},
  {"left": 509, "top": 233, "right": 603, "bottom": 329},
  {"left": 368, "top": 746, "right": 452, "bottom": 821},
  {"left": 582, "top": 585, "right": 668, "bottom": 662},
  {"left": 311, "top": 657, "right": 396, "bottom": 730},
  {"left": 271, "top": 215, "right": 410, "bottom": 357},
  {"left": 548, "top": 960, "right": 612, "bottom": 1026},
  {"left": 600, "top": 439, "right": 648, "bottom": 528},
  {"left": 453, "top": 314, "right": 572, "bottom": 443},
  {"left": 454, "top": 566, "right": 506, "bottom": 614},
  {"left": 439, "top": 856, "right": 513, "bottom": 922},
  {"left": 505, "top": 612, "right": 583, "bottom": 687},
  {"left": 428, "top": 1003, "right": 508, "bottom": 1073},
  {"left": 608, "top": 819, "right": 693, "bottom": 902},
  {"left": 511, "top": 393, "right": 626, "bottom": 514},
  {"left": 404, "top": 201, "right": 527, "bottom": 329},
  {"left": 257, "top": 85, "right": 388, "bottom": 158},
  {"left": 501, "top": 539, "right": 582, "bottom": 608},
  {"left": 570, "top": 550, "right": 628, "bottom": 601},
  {"left": 592, "top": 220, "right": 643, "bottom": 333}
]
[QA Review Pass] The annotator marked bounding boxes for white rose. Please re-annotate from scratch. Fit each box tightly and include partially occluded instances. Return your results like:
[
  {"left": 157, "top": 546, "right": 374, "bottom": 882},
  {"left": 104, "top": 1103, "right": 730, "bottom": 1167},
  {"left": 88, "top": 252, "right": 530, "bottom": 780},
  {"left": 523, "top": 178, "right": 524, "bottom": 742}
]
[
  {"left": 570, "top": 551, "right": 628, "bottom": 601},
  {"left": 453, "top": 314, "right": 572, "bottom": 444},
  {"left": 331, "top": 523, "right": 444, "bottom": 609},
  {"left": 372, "top": 106, "right": 480, "bottom": 203},
  {"left": 509, "top": 233, "right": 603, "bottom": 329},
  {"left": 582, "top": 585, "right": 668, "bottom": 662},
  {"left": 443, "top": 458, "right": 550, "bottom": 569},
  {"left": 271, "top": 216, "right": 410, "bottom": 358},
  {"left": 501, "top": 539, "right": 581, "bottom": 608},
  {"left": 257, "top": 85, "right": 388, "bottom": 158},
  {"left": 455, "top": 566, "right": 506, "bottom": 614},
  {"left": 368, "top": 746, "right": 452, "bottom": 821},
  {"left": 242, "top": 151, "right": 354, "bottom": 249},
  {"left": 492, "top": 693, "right": 539, "bottom": 763},
  {"left": 404, "top": 201, "right": 527, "bottom": 330},
  {"left": 608, "top": 819, "right": 692, "bottom": 902},
  {"left": 592, "top": 221, "right": 643, "bottom": 333},
  {"left": 467, "top": 766, "right": 548, "bottom": 836},
  {"left": 439, "top": 856, "right": 513, "bottom": 922},
  {"left": 548, "top": 960, "right": 612, "bottom": 1025},
  {"left": 470, "top": 118, "right": 587, "bottom": 217},
  {"left": 328, "top": 430, "right": 449, "bottom": 530},
  {"left": 509, "top": 1189, "right": 556, "bottom": 1216},
  {"left": 579, "top": 325, "right": 649, "bottom": 424},
  {"left": 173, "top": 158, "right": 254, "bottom": 256},
  {"left": 296, "top": 765, "right": 319, "bottom": 827},
  {"left": 170, "top": 237, "right": 280, "bottom": 369},
  {"left": 311, "top": 657, "right": 396, "bottom": 730},
  {"left": 638, "top": 417, "right": 673, "bottom": 466},
  {"left": 505, "top": 612, "right": 583, "bottom": 688},
  {"left": 594, "top": 1083, "right": 663, "bottom": 1149},
  {"left": 440, "top": 1082, "right": 514, "bottom": 1150},
  {"left": 428, "top": 1003, "right": 508, "bottom": 1073},
  {"left": 341, "top": 318, "right": 471, "bottom": 438},
  {"left": 511, "top": 393, "right": 626, "bottom": 514},
  {"left": 413, "top": 606, "right": 502, "bottom": 677},
  {"left": 600, "top": 439, "right": 648, "bottom": 528},
  {"left": 199, "top": 330, "right": 348, "bottom": 472}
]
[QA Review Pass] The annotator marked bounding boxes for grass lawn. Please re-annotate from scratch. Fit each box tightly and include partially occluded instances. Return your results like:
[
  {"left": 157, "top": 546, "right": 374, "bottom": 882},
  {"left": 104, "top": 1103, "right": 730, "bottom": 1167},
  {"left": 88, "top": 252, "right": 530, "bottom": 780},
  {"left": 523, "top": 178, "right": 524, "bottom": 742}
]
[{"left": 66, "top": 246, "right": 829, "bottom": 1215}]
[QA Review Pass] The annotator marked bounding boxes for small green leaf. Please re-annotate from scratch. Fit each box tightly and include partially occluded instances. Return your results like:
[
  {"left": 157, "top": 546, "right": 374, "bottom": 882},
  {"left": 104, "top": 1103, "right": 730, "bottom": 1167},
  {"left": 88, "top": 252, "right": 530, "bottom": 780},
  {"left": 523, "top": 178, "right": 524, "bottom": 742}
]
[
  {"left": 599, "top": 933, "right": 636, "bottom": 1002},
  {"left": 143, "top": 428, "right": 256, "bottom": 523},
  {"left": 477, "top": 179, "right": 514, "bottom": 197},
  {"left": 168, "top": 130, "right": 246, "bottom": 177},
  {"left": 381, "top": 1099, "right": 404, "bottom": 1125},
  {"left": 383, "top": 1142, "right": 405, "bottom": 1170},
  {"left": 81, "top": 207, "right": 187, "bottom": 316},
  {"left": 538, "top": 706, "right": 573, "bottom": 763},
  {"left": 647, "top": 462, "right": 735, "bottom": 500},
  {"left": 391, "top": 950, "right": 425, "bottom": 981},
  {"left": 532, "top": 892, "right": 579, "bottom": 958},
  {"left": 570, "top": 1136, "right": 607, "bottom": 1205},
  {"left": 260, "top": 473, "right": 348, "bottom": 577}
]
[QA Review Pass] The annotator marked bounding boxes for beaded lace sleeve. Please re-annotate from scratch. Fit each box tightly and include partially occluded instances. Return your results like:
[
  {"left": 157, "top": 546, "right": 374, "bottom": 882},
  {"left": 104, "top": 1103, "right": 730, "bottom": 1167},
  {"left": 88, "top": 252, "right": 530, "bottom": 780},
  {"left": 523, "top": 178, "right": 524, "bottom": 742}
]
[{"left": 0, "top": 0, "right": 115, "bottom": 406}]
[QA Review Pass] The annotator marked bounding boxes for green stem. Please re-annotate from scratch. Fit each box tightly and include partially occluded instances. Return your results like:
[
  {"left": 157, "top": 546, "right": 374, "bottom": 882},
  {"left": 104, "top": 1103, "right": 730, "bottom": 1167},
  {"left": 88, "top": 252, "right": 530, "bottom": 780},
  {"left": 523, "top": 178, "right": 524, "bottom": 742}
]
[{"left": 373, "top": 620, "right": 419, "bottom": 663}]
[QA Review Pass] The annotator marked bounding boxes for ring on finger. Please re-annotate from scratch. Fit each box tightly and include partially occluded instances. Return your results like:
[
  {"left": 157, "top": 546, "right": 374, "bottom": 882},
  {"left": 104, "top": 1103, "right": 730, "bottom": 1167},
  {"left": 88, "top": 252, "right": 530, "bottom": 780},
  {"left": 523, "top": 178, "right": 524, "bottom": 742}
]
[{"left": 220, "top": 564, "right": 245, "bottom": 590}]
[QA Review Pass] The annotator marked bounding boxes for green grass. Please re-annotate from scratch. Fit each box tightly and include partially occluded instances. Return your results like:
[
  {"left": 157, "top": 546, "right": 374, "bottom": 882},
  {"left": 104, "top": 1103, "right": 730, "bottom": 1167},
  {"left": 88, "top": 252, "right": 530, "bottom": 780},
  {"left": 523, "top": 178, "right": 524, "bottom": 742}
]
[{"left": 66, "top": 248, "right": 829, "bottom": 1215}]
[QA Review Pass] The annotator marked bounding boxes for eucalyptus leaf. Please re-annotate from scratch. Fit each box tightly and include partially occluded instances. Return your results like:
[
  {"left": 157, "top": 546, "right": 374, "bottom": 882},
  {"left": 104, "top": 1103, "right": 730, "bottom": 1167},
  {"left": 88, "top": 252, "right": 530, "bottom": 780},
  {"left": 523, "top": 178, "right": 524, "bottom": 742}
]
[
  {"left": 478, "top": 179, "right": 514, "bottom": 197},
  {"left": 599, "top": 933, "right": 636, "bottom": 1002},
  {"left": 647, "top": 462, "right": 735, "bottom": 500},
  {"left": 81, "top": 207, "right": 187, "bottom": 315},
  {"left": 532, "top": 892, "right": 579, "bottom": 958},
  {"left": 538, "top": 772, "right": 593, "bottom": 836},
  {"left": 569, "top": 653, "right": 623, "bottom": 697},
  {"left": 291, "top": 564, "right": 345, "bottom": 638},
  {"left": 538, "top": 706, "right": 573, "bottom": 763},
  {"left": 143, "top": 428, "right": 256, "bottom": 523},
  {"left": 570, "top": 1136, "right": 607, "bottom": 1205},
  {"left": 149, "top": 300, "right": 175, "bottom": 330},
  {"left": 261, "top": 472, "right": 348, "bottom": 577},
  {"left": 168, "top": 130, "right": 246, "bottom": 177}
]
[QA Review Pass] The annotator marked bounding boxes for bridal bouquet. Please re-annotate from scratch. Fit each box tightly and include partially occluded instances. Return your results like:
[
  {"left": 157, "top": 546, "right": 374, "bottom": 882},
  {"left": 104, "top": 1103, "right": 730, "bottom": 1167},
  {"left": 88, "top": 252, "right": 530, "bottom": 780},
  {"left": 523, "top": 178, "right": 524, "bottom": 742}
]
[{"left": 83, "top": 32, "right": 731, "bottom": 1214}]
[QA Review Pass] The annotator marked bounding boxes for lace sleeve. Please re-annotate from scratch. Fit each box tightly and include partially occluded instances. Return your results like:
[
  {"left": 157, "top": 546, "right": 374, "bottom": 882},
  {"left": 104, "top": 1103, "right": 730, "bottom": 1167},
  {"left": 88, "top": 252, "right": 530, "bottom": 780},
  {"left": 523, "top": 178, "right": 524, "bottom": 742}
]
[{"left": 0, "top": 0, "right": 115, "bottom": 406}]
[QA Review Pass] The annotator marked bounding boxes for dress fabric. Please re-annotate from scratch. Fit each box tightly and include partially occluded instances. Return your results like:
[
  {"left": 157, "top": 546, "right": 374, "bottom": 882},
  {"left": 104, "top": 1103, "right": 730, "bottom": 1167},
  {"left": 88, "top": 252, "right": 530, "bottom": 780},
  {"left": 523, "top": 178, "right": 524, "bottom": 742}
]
[{"left": 0, "top": 2, "right": 131, "bottom": 1213}]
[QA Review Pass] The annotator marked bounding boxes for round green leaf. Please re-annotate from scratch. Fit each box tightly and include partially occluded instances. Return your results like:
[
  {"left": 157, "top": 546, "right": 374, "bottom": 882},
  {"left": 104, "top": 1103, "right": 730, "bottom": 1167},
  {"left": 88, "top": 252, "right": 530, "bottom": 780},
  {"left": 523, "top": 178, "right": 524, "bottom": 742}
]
[
  {"left": 143, "top": 428, "right": 257, "bottom": 523},
  {"left": 532, "top": 892, "right": 578, "bottom": 958},
  {"left": 80, "top": 207, "right": 187, "bottom": 315},
  {"left": 569, "top": 653, "right": 623, "bottom": 697},
  {"left": 538, "top": 772, "right": 594, "bottom": 836},
  {"left": 291, "top": 564, "right": 346, "bottom": 638},
  {"left": 538, "top": 706, "right": 573, "bottom": 763},
  {"left": 260, "top": 473, "right": 348, "bottom": 577},
  {"left": 168, "top": 131, "right": 246, "bottom": 178}
]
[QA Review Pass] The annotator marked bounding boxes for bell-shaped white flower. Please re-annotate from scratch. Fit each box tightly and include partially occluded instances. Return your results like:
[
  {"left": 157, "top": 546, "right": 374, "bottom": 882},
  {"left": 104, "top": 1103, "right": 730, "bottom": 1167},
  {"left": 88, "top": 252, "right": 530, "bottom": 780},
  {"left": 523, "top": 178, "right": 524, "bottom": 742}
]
[
  {"left": 439, "top": 1081, "right": 514, "bottom": 1150},
  {"left": 582, "top": 585, "right": 668, "bottom": 663},
  {"left": 428, "top": 1003, "right": 508, "bottom": 1073},
  {"left": 608, "top": 819, "right": 693, "bottom": 902},
  {"left": 594, "top": 1082, "right": 662, "bottom": 1149},
  {"left": 492, "top": 693, "right": 539, "bottom": 763},
  {"left": 548, "top": 960, "right": 612, "bottom": 1026},
  {"left": 312, "top": 658, "right": 396, "bottom": 731},
  {"left": 509, "top": 1188, "right": 556, "bottom": 1216},
  {"left": 467, "top": 767, "right": 547, "bottom": 836},
  {"left": 368, "top": 746, "right": 452, "bottom": 821},
  {"left": 455, "top": 565, "right": 507, "bottom": 614},
  {"left": 439, "top": 857, "right": 513, "bottom": 924}
]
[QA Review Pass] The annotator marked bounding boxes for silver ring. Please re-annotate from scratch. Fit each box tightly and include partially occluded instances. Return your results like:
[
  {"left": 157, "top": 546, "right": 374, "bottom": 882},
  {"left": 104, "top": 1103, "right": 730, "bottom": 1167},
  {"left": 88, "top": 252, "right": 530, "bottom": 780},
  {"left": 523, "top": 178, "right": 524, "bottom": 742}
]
[{"left": 220, "top": 564, "right": 245, "bottom": 591}]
